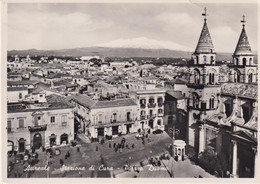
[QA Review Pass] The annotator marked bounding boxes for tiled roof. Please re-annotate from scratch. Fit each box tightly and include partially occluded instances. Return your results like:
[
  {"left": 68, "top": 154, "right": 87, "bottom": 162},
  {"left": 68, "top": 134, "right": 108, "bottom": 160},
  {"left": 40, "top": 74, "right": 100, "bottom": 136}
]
[
  {"left": 92, "top": 98, "right": 136, "bottom": 108},
  {"left": 7, "top": 80, "right": 38, "bottom": 86},
  {"left": 46, "top": 94, "right": 74, "bottom": 109},
  {"left": 221, "top": 82, "right": 257, "bottom": 99},
  {"left": 167, "top": 91, "right": 185, "bottom": 100},
  {"left": 69, "top": 94, "right": 136, "bottom": 109},
  {"left": 234, "top": 26, "right": 253, "bottom": 56},
  {"left": 194, "top": 21, "right": 215, "bottom": 54},
  {"left": 69, "top": 94, "right": 96, "bottom": 109},
  {"left": 8, "top": 94, "right": 74, "bottom": 113}
]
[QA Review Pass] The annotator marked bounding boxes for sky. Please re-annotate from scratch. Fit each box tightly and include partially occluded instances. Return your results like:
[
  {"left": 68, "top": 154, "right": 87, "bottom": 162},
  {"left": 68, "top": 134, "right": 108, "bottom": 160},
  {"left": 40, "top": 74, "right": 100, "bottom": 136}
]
[{"left": 7, "top": 2, "right": 258, "bottom": 52}]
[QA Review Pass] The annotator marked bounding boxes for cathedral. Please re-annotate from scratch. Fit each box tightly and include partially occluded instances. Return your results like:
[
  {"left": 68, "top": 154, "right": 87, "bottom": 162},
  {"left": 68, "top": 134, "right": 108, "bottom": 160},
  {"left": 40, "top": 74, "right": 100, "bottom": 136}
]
[{"left": 185, "top": 9, "right": 258, "bottom": 178}]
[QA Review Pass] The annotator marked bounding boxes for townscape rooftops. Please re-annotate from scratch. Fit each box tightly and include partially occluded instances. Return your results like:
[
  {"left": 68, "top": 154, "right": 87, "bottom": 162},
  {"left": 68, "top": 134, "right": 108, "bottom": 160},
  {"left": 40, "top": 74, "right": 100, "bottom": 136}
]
[
  {"left": 46, "top": 94, "right": 74, "bottom": 109},
  {"left": 69, "top": 94, "right": 136, "bottom": 109},
  {"left": 7, "top": 80, "right": 38, "bottom": 86},
  {"left": 221, "top": 82, "right": 257, "bottom": 99},
  {"left": 8, "top": 94, "right": 74, "bottom": 113}
]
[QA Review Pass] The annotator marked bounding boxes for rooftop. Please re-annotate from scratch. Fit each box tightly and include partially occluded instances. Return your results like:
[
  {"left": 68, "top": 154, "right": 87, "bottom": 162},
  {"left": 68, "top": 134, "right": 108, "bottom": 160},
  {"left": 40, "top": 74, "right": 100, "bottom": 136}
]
[
  {"left": 7, "top": 87, "right": 28, "bottom": 91},
  {"left": 221, "top": 82, "right": 257, "bottom": 99},
  {"left": 166, "top": 91, "right": 185, "bottom": 100},
  {"left": 8, "top": 94, "right": 74, "bottom": 113}
]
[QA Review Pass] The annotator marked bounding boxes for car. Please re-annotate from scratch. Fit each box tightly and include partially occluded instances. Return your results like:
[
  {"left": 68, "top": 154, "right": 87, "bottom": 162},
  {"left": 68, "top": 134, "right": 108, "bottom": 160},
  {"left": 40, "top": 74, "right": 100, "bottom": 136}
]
[{"left": 152, "top": 129, "right": 163, "bottom": 134}]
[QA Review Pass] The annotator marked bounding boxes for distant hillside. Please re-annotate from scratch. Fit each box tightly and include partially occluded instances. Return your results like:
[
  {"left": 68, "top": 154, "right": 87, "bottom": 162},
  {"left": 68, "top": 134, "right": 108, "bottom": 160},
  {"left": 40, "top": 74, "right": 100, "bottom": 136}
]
[{"left": 8, "top": 47, "right": 256, "bottom": 61}]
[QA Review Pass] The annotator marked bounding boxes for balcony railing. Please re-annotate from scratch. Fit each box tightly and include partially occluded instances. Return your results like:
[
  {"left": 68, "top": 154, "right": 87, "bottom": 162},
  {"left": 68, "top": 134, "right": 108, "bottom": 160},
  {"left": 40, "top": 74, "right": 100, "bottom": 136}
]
[
  {"left": 148, "top": 114, "right": 156, "bottom": 119},
  {"left": 140, "top": 115, "right": 146, "bottom": 120},
  {"left": 158, "top": 103, "right": 163, "bottom": 107},
  {"left": 140, "top": 104, "right": 146, "bottom": 109},
  {"left": 7, "top": 128, "right": 14, "bottom": 133},
  {"left": 28, "top": 124, "right": 47, "bottom": 132},
  {"left": 148, "top": 103, "right": 156, "bottom": 108}
]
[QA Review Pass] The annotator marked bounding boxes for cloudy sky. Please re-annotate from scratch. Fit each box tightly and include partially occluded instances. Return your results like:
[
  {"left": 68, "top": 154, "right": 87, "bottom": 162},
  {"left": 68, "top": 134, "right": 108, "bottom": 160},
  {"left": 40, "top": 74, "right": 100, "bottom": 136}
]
[{"left": 7, "top": 3, "right": 257, "bottom": 52}]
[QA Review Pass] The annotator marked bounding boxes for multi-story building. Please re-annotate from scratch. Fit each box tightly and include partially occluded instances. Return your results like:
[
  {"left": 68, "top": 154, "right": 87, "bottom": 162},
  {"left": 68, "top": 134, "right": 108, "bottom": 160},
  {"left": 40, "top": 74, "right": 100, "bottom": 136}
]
[
  {"left": 7, "top": 94, "right": 75, "bottom": 152},
  {"left": 131, "top": 89, "right": 166, "bottom": 131},
  {"left": 70, "top": 94, "right": 138, "bottom": 138}
]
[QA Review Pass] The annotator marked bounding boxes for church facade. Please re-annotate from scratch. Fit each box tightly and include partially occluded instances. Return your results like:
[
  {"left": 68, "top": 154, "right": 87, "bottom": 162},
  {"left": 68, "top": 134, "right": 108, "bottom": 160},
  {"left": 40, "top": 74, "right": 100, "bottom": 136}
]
[{"left": 184, "top": 11, "right": 258, "bottom": 178}]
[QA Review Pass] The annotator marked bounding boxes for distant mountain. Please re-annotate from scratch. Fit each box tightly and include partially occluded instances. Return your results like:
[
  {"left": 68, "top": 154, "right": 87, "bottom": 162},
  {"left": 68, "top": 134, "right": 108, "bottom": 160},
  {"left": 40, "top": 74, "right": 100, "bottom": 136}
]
[
  {"left": 96, "top": 37, "right": 193, "bottom": 51},
  {"left": 8, "top": 47, "right": 241, "bottom": 61}
]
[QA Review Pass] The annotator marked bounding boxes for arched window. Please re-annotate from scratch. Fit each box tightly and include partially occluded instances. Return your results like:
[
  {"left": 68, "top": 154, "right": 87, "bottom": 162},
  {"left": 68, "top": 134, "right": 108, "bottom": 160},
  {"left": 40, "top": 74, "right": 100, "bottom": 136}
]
[
  {"left": 249, "top": 58, "right": 252, "bottom": 65},
  {"left": 243, "top": 58, "right": 247, "bottom": 66},
  {"left": 209, "top": 73, "right": 215, "bottom": 84},
  {"left": 194, "top": 69, "right": 200, "bottom": 84},
  {"left": 196, "top": 56, "right": 199, "bottom": 64},
  {"left": 209, "top": 97, "right": 215, "bottom": 109},
  {"left": 210, "top": 56, "right": 214, "bottom": 64},
  {"left": 248, "top": 70, "right": 254, "bottom": 83},
  {"left": 192, "top": 93, "right": 200, "bottom": 108},
  {"left": 234, "top": 70, "right": 241, "bottom": 83}
]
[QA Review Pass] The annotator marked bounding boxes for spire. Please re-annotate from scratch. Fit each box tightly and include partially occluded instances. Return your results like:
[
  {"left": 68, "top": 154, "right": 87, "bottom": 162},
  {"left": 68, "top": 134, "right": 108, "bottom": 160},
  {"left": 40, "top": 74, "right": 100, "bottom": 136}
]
[
  {"left": 194, "top": 8, "right": 215, "bottom": 54},
  {"left": 233, "top": 15, "right": 253, "bottom": 56}
]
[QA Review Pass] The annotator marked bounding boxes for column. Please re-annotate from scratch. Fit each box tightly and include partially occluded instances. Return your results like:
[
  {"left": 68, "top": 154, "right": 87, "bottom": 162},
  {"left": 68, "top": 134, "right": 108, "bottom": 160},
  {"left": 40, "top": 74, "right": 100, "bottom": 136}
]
[
  {"left": 253, "top": 147, "right": 258, "bottom": 178},
  {"left": 199, "top": 125, "right": 205, "bottom": 153},
  {"left": 231, "top": 140, "right": 238, "bottom": 178}
]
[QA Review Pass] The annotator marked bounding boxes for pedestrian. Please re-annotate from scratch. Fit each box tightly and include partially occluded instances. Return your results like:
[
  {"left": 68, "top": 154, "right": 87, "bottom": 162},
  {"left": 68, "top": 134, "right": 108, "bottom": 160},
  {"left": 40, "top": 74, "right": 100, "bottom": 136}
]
[
  {"left": 113, "top": 143, "right": 116, "bottom": 148},
  {"left": 77, "top": 147, "right": 80, "bottom": 152},
  {"left": 126, "top": 144, "right": 129, "bottom": 149},
  {"left": 109, "top": 143, "right": 111, "bottom": 148},
  {"left": 60, "top": 159, "right": 63, "bottom": 166},
  {"left": 132, "top": 144, "right": 135, "bottom": 149},
  {"left": 14, "top": 171, "right": 17, "bottom": 178},
  {"left": 122, "top": 143, "right": 124, "bottom": 149},
  {"left": 67, "top": 151, "right": 70, "bottom": 158}
]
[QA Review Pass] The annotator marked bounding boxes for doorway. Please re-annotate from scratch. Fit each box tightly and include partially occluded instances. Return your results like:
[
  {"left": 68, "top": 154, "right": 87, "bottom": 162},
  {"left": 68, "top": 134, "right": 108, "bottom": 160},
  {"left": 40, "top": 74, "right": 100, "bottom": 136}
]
[
  {"left": 33, "top": 133, "right": 42, "bottom": 149},
  {"left": 18, "top": 138, "right": 25, "bottom": 152}
]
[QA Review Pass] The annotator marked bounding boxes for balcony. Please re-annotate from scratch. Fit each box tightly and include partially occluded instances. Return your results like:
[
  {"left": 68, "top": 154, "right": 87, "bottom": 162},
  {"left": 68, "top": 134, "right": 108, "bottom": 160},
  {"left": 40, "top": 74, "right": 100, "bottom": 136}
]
[
  {"left": 148, "top": 103, "right": 156, "bottom": 108},
  {"left": 140, "top": 115, "right": 146, "bottom": 120},
  {"left": 7, "top": 128, "right": 14, "bottom": 133},
  {"left": 140, "top": 104, "right": 146, "bottom": 109},
  {"left": 28, "top": 124, "right": 47, "bottom": 132},
  {"left": 111, "top": 120, "right": 117, "bottom": 123},
  {"left": 158, "top": 103, "right": 163, "bottom": 107},
  {"left": 148, "top": 114, "right": 156, "bottom": 119}
]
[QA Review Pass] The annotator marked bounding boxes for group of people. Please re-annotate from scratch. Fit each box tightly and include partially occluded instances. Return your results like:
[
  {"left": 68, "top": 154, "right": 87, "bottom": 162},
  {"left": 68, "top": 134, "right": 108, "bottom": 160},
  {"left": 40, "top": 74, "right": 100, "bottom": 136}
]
[{"left": 107, "top": 137, "right": 135, "bottom": 153}]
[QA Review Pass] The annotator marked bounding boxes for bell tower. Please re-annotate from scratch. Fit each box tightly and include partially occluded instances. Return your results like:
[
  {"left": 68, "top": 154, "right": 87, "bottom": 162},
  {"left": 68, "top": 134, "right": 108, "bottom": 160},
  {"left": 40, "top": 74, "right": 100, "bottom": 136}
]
[
  {"left": 230, "top": 15, "right": 257, "bottom": 83},
  {"left": 186, "top": 8, "right": 221, "bottom": 149}
]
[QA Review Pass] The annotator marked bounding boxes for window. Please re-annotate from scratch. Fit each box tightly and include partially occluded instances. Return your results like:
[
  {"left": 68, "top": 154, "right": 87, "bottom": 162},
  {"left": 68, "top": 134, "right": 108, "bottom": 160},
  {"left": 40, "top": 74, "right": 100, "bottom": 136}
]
[
  {"left": 50, "top": 116, "right": 55, "bottom": 123},
  {"left": 209, "top": 73, "right": 215, "bottom": 84},
  {"left": 157, "top": 119, "right": 162, "bottom": 126},
  {"left": 61, "top": 115, "right": 67, "bottom": 123},
  {"left": 141, "top": 110, "right": 146, "bottom": 116},
  {"left": 149, "top": 98, "right": 154, "bottom": 104},
  {"left": 243, "top": 58, "right": 247, "bottom": 66},
  {"left": 149, "top": 110, "right": 153, "bottom": 116},
  {"left": 98, "top": 114, "right": 102, "bottom": 123},
  {"left": 19, "top": 119, "right": 24, "bottom": 128},
  {"left": 210, "top": 56, "right": 214, "bottom": 64},
  {"left": 192, "top": 93, "right": 200, "bottom": 108},
  {"left": 194, "top": 69, "right": 200, "bottom": 84},
  {"left": 203, "top": 55, "right": 207, "bottom": 62},
  {"left": 248, "top": 72, "right": 253, "bottom": 83},
  {"left": 19, "top": 93, "right": 22, "bottom": 99},
  {"left": 209, "top": 97, "right": 215, "bottom": 109},
  {"left": 158, "top": 109, "right": 163, "bottom": 114},
  {"left": 39, "top": 94, "right": 43, "bottom": 97},
  {"left": 112, "top": 113, "right": 117, "bottom": 122},
  {"left": 34, "top": 116, "right": 40, "bottom": 126},
  {"left": 7, "top": 120, "right": 12, "bottom": 133},
  {"left": 62, "top": 122, "right": 67, "bottom": 127}
]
